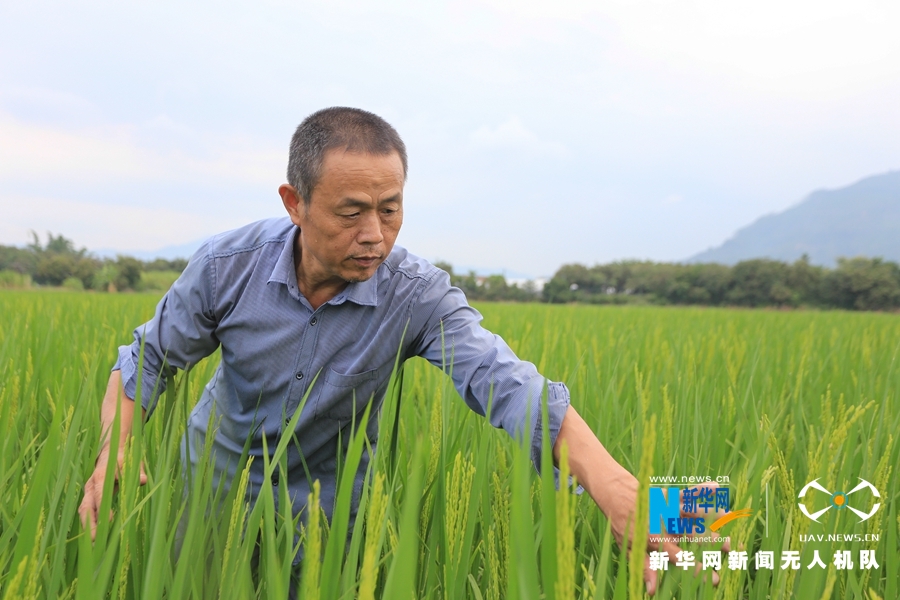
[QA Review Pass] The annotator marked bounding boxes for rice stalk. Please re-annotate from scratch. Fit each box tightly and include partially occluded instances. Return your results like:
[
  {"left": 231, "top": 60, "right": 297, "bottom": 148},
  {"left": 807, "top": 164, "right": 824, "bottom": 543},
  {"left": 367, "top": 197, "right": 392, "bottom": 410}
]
[
  {"left": 444, "top": 451, "right": 476, "bottom": 591},
  {"left": 299, "top": 480, "right": 322, "bottom": 600},
  {"left": 359, "top": 472, "right": 389, "bottom": 600},
  {"left": 628, "top": 414, "right": 656, "bottom": 600},
  {"left": 554, "top": 442, "right": 575, "bottom": 600}
]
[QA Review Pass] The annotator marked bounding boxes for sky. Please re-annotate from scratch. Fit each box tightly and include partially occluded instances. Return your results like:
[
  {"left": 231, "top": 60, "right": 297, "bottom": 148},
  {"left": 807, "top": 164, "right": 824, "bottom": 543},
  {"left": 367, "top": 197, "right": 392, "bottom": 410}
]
[{"left": 2, "top": 0, "right": 899, "bottom": 277}]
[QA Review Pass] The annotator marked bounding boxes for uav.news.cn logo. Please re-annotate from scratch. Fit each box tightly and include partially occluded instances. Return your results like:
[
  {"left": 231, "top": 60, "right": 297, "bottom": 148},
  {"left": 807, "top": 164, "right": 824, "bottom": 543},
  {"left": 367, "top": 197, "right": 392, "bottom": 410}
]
[{"left": 797, "top": 477, "right": 881, "bottom": 523}]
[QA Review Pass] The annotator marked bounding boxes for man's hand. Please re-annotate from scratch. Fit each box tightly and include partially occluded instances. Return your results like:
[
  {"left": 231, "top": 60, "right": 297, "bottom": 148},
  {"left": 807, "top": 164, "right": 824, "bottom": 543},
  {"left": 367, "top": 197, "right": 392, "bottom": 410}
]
[
  {"left": 597, "top": 469, "right": 730, "bottom": 593},
  {"left": 78, "top": 370, "right": 147, "bottom": 540},
  {"left": 553, "top": 405, "right": 730, "bottom": 596},
  {"left": 78, "top": 448, "right": 148, "bottom": 539}
]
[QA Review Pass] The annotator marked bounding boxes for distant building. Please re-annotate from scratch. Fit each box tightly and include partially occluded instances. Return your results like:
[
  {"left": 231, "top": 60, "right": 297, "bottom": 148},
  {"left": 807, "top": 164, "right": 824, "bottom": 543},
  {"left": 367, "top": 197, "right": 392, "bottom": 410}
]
[{"left": 507, "top": 277, "right": 549, "bottom": 294}]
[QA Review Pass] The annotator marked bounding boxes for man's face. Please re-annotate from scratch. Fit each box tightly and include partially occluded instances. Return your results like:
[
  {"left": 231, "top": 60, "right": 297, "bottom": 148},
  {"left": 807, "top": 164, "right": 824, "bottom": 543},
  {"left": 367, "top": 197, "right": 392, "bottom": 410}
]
[{"left": 281, "top": 148, "right": 405, "bottom": 288}]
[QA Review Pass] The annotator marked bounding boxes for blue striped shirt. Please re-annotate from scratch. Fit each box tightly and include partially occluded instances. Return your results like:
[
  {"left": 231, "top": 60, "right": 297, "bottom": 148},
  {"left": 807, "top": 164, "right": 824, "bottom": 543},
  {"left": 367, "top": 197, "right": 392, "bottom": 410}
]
[{"left": 114, "top": 217, "right": 570, "bottom": 519}]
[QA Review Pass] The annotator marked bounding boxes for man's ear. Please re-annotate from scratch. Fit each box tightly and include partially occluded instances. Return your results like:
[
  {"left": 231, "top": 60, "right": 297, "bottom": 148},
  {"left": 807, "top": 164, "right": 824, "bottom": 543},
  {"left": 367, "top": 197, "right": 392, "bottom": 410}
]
[{"left": 279, "top": 184, "right": 307, "bottom": 225}]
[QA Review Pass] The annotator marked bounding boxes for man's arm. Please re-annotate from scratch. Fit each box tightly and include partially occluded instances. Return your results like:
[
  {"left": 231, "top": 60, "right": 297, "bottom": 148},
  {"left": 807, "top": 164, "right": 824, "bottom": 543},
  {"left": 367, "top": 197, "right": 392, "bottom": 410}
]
[
  {"left": 79, "top": 242, "right": 219, "bottom": 538},
  {"left": 408, "top": 268, "right": 568, "bottom": 468},
  {"left": 117, "top": 241, "right": 219, "bottom": 418},
  {"left": 410, "top": 267, "right": 719, "bottom": 593},
  {"left": 78, "top": 370, "right": 147, "bottom": 539}
]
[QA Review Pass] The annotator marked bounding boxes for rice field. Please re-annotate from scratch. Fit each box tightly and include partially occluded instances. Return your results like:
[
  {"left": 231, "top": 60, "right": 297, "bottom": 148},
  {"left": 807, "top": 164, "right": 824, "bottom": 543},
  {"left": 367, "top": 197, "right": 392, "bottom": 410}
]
[{"left": 0, "top": 290, "right": 897, "bottom": 599}]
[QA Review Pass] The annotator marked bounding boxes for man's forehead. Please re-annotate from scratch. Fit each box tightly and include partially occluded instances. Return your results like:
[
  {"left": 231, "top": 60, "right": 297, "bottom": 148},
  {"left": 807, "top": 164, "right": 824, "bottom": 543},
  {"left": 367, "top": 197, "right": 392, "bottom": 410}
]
[
  {"left": 320, "top": 147, "right": 405, "bottom": 176},
  {"left": 316, "top": 149, "right": 405, "bottom": 199}
]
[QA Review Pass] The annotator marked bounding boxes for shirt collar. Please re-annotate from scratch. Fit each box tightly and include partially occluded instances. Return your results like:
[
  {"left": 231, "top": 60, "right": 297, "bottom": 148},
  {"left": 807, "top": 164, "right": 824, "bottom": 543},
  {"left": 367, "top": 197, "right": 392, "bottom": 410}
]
[
  {"left": 332, "top": 274, "right": 379, "bottom": 307},
  {"left": 267, "top": 225, "right": 380, "bottom": 307},
  {"left": 267, "top": 227, "right": 300, "bottom": 293}
]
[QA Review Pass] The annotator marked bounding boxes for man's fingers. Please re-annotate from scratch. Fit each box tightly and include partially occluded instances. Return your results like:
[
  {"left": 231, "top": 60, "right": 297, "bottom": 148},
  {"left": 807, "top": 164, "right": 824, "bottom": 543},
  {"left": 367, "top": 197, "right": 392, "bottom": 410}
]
[
  {"left": 662, "top": 540, "right": 683, "bottom": 559},
  {"left": 78, "top": 452, "right": 143, "bottom": 542},
  {"left": 79, "top": 474, "right": 109, "bottom": 541},
  {"left": 77, "top": 503, "right": 93, "bottom": 529},
  {"left": 643, "top": 554, "right": 658, "bottom": 596},
  {"left": 693, "top": 557, "right": 722, "bottom": 585},
  {"left": 77, "top": 499, "right": 114, "bottom": 541},
  {"left": 644, "top": 515, "right": 728, "bottom": 590},
  {"left": 88, "top": 513, "right": 98, "bottom": 541},
  {"left": 78, "top": 493, "right": 100, "bottom": 541},
  {"left": 633, "top": 482, "right": 730, "bottom": 594},
  {"left": 671, "top": 485, "right": 730, "bottom": 586}
]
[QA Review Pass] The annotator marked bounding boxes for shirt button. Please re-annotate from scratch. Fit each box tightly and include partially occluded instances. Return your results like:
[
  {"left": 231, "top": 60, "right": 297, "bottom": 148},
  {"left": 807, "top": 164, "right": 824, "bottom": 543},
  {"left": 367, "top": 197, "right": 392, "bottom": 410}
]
[
  {"left": 271, "top": 472, "right": 279, "bottom": 486},
  {"left": 295, "top": 372, "right": 304, "bottom": 380},
  {"left": 310, "top": 317, "right": 318, "bottom": 325}
]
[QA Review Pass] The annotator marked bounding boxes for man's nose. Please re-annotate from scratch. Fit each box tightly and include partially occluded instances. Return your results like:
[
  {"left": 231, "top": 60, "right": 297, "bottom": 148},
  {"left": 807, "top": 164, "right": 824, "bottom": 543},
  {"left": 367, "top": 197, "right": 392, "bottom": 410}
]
[{"left": 357, "top": 212, "right": 384, "bottom": 245}]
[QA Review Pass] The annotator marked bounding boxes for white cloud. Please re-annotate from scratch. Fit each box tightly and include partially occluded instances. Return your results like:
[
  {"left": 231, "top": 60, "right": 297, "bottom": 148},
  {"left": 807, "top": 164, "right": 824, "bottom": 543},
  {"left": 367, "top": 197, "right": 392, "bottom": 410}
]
[
  {"left": 0, "top": 113, "right": 154, "bottom": 182},
  {"left": 662, "top": 194, "right": 683, "bottom": 205},
  {"left": 0, "top": 194, "right": 239, "bottom": 251},
  {"left": 469, "top": 116, "right": 568, "bottom": 157},
  {"left": 471, "top": 116, "right": 537, "bottom": 146},
  {"left": 0, "top": 111, "right": 284, "bottom": 186},
  {"left": 0, "top": 85, "right": 99, "bottom": 116},
  {"left": 601, "top": 0, "right": 900, "bottom": 98}
]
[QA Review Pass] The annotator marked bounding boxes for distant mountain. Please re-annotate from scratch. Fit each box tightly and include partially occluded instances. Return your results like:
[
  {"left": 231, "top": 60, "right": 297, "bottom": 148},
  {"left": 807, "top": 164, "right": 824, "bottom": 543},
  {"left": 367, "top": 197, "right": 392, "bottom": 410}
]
[{"left": 688, "top": 171, "right": 900, "bottom": 266}]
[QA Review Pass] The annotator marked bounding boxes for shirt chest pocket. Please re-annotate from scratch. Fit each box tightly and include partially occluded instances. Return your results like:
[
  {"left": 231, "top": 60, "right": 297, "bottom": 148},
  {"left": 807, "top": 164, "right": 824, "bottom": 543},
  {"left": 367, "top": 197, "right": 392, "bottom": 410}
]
[{"left": 313, "top": 366, "right": 387, "bottom": 421}]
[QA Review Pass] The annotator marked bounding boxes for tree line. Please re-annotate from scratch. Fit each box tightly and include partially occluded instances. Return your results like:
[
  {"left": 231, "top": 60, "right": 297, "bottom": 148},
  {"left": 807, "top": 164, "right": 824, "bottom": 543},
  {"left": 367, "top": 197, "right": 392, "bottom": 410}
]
[
  {"left": 542, "top": 256, "right": 900, "bottom": 311},
  {"left": 434, "top": 262, "right": 539, "bottom": 303},
  {"left": 437, "top": 256, "right": 900, "bottom": 311},
  {"left": 3, "top": 233, "right": 899, "bottom": 311},
  {"left": 0, "top": 233, "right": 187, "bottom": 291}
]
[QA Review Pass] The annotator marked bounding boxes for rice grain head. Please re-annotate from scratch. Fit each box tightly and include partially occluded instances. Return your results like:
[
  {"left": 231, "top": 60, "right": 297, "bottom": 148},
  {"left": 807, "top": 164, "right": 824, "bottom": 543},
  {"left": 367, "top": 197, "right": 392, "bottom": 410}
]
[
  {"left": 554, "top": 442, "right": 576, "bottom": 600},
  {"left": 300, "top": 480, "right": 322, "bottom": 600}
]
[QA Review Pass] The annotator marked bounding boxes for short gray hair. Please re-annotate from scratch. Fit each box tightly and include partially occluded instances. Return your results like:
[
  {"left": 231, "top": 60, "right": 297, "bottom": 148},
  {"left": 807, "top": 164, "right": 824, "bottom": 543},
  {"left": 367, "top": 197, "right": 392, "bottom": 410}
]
[{"left": 287, "top": 107, "right": 408, "bottom": 205}]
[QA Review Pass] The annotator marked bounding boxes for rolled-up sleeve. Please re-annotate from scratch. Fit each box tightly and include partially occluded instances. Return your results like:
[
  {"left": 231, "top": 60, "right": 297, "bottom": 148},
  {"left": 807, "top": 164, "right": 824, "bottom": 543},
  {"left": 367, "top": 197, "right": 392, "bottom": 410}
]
[
  {"left": 113, "top": 243, "right": 220, "bottom": 416},
  {"left": 410, "top": 269, "right": 570, "bottom": 472}
]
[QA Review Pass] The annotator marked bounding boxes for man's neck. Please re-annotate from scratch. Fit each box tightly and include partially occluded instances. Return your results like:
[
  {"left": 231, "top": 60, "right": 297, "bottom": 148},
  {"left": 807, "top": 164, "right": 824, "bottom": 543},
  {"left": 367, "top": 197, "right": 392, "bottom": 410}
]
[{"left": 293, "top": 239, "right": 348, "bottom": 311}]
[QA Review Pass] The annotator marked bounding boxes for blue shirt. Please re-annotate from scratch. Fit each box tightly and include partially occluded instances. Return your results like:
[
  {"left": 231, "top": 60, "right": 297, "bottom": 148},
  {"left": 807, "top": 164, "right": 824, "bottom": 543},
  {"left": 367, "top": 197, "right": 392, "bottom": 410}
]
[{"left": 114, "top": 217, "right": 570, "bottom": 519}]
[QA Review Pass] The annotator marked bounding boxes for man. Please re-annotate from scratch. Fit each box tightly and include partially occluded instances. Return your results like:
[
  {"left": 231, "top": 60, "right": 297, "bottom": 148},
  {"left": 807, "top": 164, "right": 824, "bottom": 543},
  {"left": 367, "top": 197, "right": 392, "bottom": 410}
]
[{"left": 79, "top": 107, "right": 698, "bottom": 595}]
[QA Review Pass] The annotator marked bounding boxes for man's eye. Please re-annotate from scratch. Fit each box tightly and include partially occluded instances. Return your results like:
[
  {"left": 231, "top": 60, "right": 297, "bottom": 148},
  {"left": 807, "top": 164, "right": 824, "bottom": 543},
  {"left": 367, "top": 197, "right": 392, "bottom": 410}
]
[{"left": 344, "top": 212, "right": 360, "bottom": 218}]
